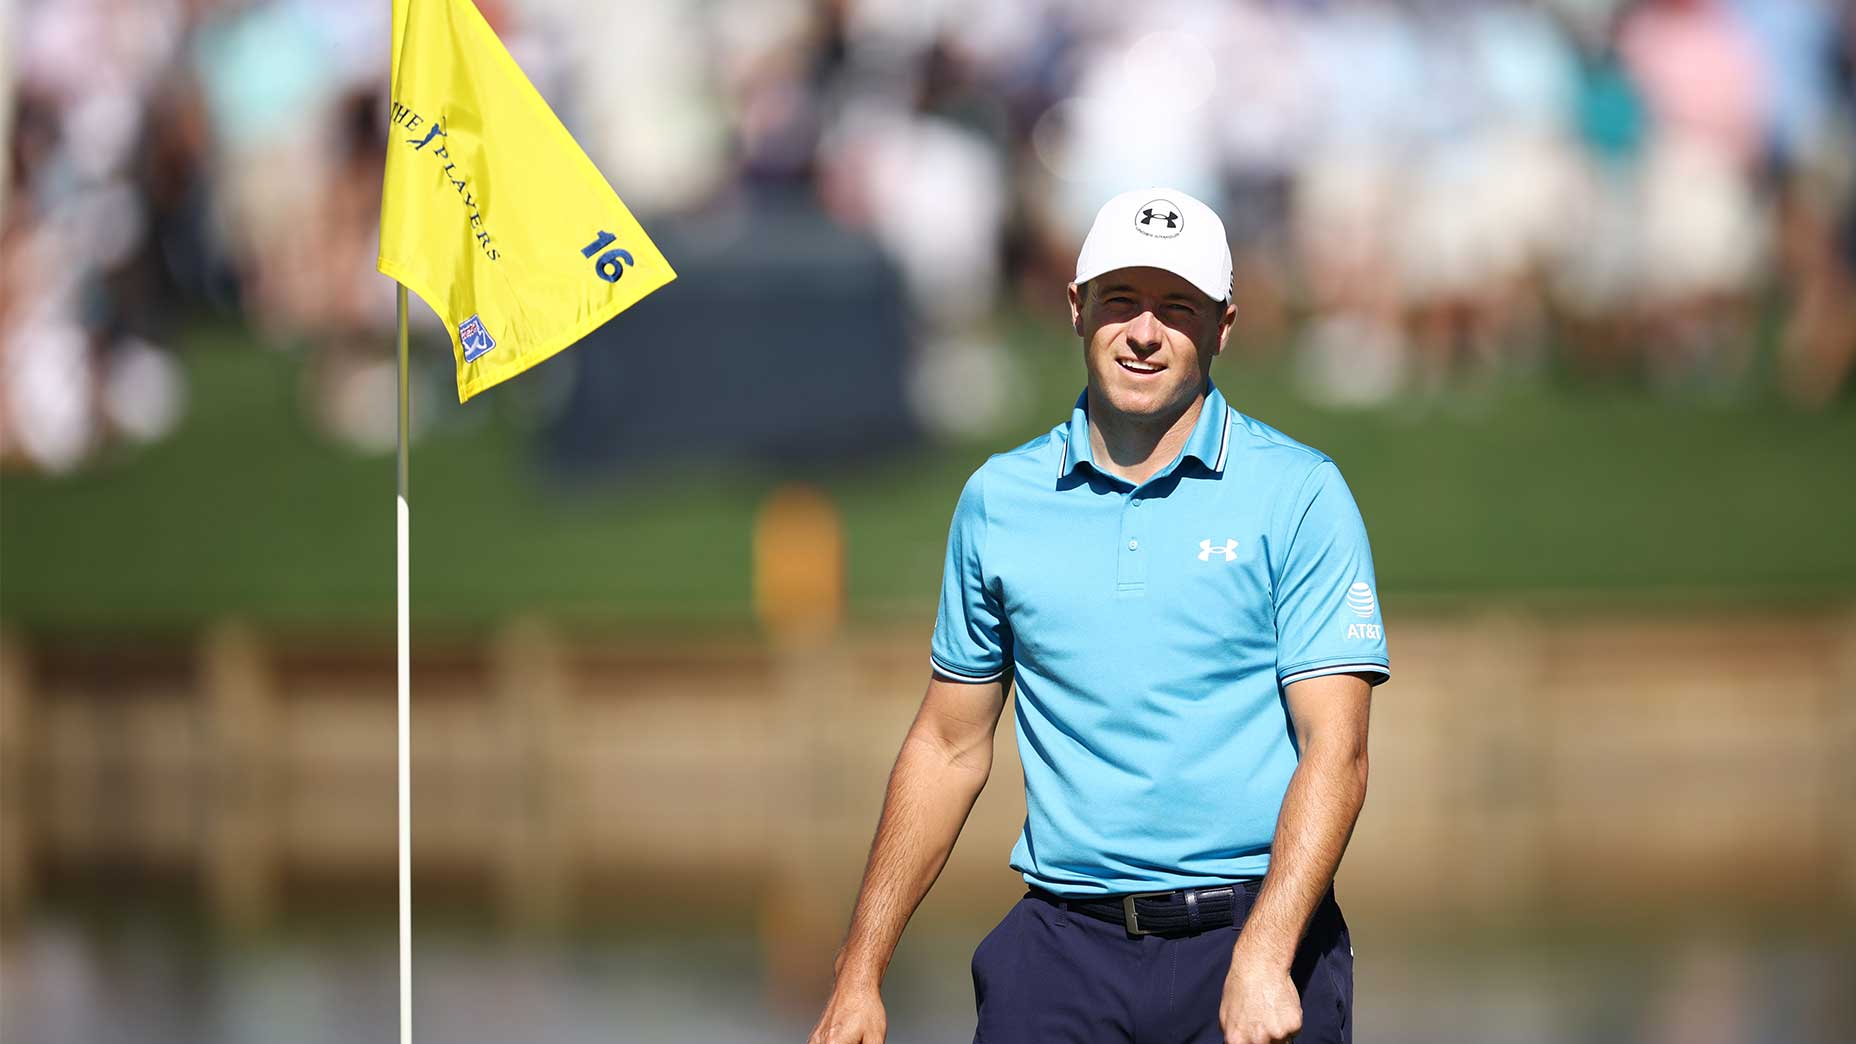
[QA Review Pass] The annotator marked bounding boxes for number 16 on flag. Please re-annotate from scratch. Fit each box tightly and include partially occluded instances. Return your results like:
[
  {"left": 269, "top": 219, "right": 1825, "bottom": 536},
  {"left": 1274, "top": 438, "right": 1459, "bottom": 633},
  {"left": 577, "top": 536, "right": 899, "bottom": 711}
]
[{"left": 582, "top": 231, "right": 635, "bottom": 283}]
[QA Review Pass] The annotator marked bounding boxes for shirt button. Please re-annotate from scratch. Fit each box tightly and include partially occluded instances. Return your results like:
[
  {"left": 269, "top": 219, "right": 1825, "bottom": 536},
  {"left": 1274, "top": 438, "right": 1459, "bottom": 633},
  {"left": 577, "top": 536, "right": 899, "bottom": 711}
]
[
  {"left": 1128, "top": 539, "right": 1139, "bottom": 550},
  {"left": 1131, "top": 498, "right": 1142, "bottom": 507}
]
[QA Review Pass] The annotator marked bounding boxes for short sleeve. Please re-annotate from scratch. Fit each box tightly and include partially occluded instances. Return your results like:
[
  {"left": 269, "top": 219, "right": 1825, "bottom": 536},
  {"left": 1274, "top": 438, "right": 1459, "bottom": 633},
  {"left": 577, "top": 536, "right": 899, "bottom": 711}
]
[
  {"left": 1273, "top": 461, "right": 1390, "bottom": 688},
  {"left": 929, "top": 469, "right": 1013, "bottom": 682}
]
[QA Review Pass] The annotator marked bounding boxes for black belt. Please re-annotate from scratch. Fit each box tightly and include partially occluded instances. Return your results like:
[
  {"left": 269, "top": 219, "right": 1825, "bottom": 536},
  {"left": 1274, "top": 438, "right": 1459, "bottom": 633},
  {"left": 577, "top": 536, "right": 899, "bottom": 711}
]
[{"left": 1029, "top": 880, "right": 1260, "bottom": 937}]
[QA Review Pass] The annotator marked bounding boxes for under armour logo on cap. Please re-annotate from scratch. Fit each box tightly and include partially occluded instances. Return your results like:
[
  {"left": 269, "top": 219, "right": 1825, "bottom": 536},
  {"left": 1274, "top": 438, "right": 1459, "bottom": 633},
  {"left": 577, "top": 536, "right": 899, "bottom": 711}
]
[
  {"left": 1075, "top": 187, "right": 1232, "bottom": 301},
  {"left": 1135, "top": 199, "right": 1183, "bottom": 238}
]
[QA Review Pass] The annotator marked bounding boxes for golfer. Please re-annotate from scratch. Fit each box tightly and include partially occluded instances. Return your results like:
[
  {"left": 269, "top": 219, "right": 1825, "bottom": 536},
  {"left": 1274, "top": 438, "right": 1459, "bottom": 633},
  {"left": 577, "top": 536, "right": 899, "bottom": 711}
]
[{"left": 807, "top": 188, "right": 1389, "bottom": 1044}]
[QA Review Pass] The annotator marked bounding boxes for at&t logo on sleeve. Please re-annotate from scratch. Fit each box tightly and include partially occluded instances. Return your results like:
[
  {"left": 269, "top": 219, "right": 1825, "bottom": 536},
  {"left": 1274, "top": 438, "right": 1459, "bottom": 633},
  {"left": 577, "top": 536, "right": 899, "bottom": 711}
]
[{"left": 1344, "top": 581, "right": 1381, "bottom": 640}]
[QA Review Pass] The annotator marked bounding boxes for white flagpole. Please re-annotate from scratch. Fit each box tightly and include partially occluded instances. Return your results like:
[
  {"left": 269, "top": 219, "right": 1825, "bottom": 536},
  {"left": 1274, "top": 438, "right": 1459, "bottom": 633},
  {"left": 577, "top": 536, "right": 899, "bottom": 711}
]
[{"left": 396, "top": 283, "right": 413, "bottom": 1044}]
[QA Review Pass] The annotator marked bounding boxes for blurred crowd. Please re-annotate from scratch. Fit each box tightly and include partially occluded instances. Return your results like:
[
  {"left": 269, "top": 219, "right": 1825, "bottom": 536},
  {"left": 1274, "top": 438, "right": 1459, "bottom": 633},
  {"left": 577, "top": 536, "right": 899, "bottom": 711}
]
[{"left": 3, "top": 0, "right": 1854, "bottom": 470}]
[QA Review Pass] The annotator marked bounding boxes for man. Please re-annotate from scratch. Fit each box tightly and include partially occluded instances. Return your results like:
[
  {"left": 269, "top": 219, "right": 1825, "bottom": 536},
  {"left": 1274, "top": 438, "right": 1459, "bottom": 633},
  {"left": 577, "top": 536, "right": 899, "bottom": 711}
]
[{"left": 807, "top": 188, "right": 1388, "bottom": 1044}]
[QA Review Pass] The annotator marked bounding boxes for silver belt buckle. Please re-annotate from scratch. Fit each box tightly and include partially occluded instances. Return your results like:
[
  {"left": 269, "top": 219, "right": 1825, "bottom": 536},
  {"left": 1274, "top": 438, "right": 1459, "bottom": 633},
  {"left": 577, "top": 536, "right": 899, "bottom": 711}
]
[{"left": 1120, "top": 890, "right": 1175, "bottom": 936}]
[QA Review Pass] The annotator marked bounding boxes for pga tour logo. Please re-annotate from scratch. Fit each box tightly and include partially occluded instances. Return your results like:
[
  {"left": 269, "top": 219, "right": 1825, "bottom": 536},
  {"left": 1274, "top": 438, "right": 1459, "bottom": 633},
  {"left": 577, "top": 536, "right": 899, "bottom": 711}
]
[
  {"left": 1345, "top": 582, "right": 1381, "bottom": 640},
  {"left": 459, "top": 314, "right": 497, "bottom": 362}
]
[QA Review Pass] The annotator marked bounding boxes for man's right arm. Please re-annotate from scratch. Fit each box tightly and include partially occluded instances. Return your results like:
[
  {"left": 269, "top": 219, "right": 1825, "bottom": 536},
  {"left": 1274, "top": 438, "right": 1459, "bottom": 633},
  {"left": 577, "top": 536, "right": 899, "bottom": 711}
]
[{"left": 807, "top": 672, "right": 1010, "bottom": 1044}]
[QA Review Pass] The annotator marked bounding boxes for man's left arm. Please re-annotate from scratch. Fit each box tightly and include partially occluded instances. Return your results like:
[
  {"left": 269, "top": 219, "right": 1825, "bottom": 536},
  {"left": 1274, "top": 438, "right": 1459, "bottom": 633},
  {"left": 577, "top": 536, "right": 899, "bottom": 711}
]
[{"left": 1220, "top": 670, "right": 1372, "bottom": 1044}]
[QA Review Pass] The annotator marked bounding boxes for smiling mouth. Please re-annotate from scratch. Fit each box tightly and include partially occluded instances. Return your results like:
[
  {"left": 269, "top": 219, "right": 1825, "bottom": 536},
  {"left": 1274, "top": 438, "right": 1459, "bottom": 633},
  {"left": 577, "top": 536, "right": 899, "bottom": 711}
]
[{"left": 1118, "top": 359, "right": 1165, "bottom": 376}]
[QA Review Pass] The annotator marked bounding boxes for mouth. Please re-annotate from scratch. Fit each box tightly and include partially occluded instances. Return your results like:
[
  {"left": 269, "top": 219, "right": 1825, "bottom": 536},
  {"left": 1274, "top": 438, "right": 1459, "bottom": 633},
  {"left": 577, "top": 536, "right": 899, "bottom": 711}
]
[{"left": 1117, "top": 358, "right": 1165, "bottom": 377}]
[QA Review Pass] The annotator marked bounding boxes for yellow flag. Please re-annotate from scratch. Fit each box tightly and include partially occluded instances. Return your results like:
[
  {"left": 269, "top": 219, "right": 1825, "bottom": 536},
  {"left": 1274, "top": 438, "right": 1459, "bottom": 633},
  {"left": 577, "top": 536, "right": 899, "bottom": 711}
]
[{"left": 378, "top": 0, "right": 675, "bottom": 402}]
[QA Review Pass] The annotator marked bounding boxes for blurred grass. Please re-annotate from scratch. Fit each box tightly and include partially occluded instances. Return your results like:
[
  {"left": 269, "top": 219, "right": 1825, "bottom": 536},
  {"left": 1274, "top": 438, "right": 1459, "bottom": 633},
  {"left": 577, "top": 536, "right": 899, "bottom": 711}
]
[{"left": 2, "top": 316, "right": 1853, "bottom": 633}]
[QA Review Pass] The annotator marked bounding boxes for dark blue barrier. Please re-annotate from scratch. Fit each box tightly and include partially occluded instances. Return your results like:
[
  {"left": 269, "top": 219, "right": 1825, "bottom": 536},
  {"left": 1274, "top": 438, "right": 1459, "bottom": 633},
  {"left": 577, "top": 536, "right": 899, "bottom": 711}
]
[{"left": 545, "top": 203, "right": 916, "bottom": 477}]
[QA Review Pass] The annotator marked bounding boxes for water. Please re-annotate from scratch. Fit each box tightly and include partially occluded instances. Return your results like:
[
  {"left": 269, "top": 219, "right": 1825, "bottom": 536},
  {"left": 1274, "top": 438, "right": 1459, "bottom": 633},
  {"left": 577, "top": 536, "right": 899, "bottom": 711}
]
[{"left": 4, "top": 902, "right": 1850, "bottom": 1043}]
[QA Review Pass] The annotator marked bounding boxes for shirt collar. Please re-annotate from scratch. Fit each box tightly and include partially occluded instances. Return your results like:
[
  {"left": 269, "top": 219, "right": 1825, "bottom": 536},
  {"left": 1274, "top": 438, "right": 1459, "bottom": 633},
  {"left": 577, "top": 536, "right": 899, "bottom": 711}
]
[{"left": 1058, "top": 383, "right": 1233, "bottom": 482}]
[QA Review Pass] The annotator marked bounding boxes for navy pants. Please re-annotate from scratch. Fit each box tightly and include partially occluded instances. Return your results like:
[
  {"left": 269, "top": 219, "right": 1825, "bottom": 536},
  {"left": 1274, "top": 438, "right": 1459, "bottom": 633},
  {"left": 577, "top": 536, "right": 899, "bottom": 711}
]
[{"left": 971, "top": 887, "right": 1353, "bottom": 1043}]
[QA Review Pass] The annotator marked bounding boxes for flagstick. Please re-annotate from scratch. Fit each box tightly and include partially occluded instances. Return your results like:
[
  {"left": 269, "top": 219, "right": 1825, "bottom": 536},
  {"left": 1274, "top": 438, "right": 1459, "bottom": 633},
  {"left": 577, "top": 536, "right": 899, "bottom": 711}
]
[{"left": 395, "top": 283, "right": 412, "bottom": 1044}]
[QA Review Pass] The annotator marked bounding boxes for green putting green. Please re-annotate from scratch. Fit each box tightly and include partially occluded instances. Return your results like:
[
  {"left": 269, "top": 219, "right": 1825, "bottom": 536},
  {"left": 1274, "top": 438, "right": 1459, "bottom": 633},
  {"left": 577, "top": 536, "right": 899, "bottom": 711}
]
[{"left": 3, "top": 316, "right": 1852, "bottom": 634}]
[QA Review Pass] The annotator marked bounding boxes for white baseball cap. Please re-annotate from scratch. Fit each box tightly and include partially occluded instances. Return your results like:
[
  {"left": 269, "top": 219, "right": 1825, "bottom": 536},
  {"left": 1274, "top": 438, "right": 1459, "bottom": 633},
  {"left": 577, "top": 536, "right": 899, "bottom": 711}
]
[{"left": 1074, "top": 187, "right": 1232, "bottom": 304}]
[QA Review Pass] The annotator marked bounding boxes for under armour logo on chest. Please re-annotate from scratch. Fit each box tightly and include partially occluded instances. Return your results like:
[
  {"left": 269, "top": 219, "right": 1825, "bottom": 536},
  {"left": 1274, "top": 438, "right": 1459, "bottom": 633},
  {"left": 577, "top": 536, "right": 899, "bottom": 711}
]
[{"left": 1198, "top": 538, "right": 1239, "bottom": 562}]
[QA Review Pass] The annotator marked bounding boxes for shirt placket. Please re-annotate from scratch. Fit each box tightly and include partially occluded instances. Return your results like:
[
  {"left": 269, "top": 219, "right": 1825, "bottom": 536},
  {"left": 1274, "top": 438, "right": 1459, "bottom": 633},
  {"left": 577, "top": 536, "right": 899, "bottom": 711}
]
[{"left": 1116, "top": 488, "right": 1147, "bottom": 595}]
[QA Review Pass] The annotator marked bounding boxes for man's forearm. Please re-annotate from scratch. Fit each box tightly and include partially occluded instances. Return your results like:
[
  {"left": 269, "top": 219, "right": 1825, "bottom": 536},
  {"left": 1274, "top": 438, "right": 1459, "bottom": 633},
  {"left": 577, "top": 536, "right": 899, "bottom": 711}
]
[
  {"left": 1234, "top": 739, "right": 1368, "bottom": 969},
  {"left": 833, "top": 726, "right": 992, "bottom": 988}
]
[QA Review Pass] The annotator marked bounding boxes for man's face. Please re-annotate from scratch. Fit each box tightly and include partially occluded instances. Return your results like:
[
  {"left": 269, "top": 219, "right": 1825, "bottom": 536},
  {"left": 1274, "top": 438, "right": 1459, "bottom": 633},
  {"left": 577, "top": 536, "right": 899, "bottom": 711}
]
[{"left": 1070, "top": 266, "right": 1235, "bottom": 422}]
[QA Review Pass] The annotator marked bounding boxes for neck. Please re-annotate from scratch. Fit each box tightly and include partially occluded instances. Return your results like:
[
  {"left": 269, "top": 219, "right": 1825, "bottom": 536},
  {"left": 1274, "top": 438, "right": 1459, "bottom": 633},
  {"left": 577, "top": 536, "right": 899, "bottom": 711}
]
[{"left": 1085, "top": 386, "right": 1208, "bottom": 486}]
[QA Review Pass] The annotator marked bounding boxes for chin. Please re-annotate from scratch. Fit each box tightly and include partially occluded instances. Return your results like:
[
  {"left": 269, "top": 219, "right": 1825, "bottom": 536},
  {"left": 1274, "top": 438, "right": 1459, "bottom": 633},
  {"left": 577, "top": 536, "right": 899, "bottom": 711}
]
[
  {"left": 1101, "top": 381, "right": 1179, "bottom": 417},
  {"left": 1098, "top": 371, "right": 1187, "bottom": 412}
]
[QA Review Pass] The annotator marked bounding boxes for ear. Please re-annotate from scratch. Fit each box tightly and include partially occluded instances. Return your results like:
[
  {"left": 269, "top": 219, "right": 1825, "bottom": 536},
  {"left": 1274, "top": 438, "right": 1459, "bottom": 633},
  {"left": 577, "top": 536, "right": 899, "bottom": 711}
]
[
  {"left": 1212, "top": 299, "right": 1237, "bottom": 359},
  {"left": 1068, "top": 281, "right": 1084, "bottom": 337}
]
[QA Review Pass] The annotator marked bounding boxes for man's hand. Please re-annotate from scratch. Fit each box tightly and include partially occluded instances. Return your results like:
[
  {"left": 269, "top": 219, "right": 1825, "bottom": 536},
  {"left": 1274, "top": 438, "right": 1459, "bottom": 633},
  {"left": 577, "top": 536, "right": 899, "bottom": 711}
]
[
  {"left": 807, "top": 981, "right": 887, "bottom": 1044},
  {"left": 1219, "top": 954, "right": 1302, "bottom": 1044},
  {"left": 806, "top": 672, "right": 1006, "bottom": 1044},
  {"left": 1219, "top": 670, "right": 1372, "bottom": 1043}
]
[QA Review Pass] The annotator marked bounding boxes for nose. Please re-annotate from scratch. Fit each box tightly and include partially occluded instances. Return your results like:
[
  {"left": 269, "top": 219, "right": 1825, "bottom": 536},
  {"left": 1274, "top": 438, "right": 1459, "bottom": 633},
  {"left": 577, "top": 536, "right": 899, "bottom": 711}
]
[{"left": 1125, "top": 309, "right": 1163, "bottom": 353}]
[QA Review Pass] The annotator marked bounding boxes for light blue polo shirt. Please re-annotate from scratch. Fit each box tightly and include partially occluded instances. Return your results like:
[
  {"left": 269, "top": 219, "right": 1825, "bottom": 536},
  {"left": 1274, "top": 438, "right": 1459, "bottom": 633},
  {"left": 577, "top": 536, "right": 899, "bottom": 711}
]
[{"left": 930, "top": 383, "right": 1390, "bottom": 896}]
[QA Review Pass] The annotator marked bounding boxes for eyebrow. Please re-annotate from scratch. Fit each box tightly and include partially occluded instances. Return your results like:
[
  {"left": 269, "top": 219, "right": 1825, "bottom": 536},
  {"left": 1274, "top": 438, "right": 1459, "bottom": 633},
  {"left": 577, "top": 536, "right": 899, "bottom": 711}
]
[{"left": 1099, "top": 285, "right": 1199, "bottom": 305}]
